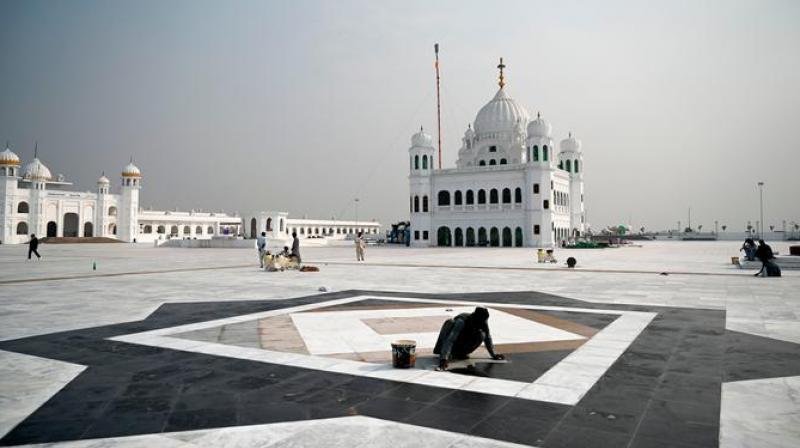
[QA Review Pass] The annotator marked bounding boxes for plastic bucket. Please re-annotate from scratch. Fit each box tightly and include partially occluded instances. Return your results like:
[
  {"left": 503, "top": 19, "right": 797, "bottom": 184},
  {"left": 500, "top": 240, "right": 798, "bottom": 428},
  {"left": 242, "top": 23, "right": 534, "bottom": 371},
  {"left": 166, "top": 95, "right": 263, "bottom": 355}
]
[
  {"left": 731, "top": 256, "right": 739, "bottom": 265},
  {"left": 391, "top": 340, "right": 417, "bottom": 368}
]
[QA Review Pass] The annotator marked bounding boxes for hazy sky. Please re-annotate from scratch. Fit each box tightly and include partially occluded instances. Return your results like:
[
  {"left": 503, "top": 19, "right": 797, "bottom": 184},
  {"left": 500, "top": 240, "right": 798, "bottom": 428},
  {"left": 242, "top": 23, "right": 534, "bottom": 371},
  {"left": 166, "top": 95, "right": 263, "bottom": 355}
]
[{"left": 1, "top": 0, "right": 798, "bottom": 231}]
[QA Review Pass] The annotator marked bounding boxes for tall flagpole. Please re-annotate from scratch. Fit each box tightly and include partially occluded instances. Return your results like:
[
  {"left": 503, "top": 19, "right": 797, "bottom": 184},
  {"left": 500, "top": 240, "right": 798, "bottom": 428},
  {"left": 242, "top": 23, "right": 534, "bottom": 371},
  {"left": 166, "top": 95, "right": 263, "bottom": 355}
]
[{"left": 434, "top": 43, "right": 442, "bottom": 170}]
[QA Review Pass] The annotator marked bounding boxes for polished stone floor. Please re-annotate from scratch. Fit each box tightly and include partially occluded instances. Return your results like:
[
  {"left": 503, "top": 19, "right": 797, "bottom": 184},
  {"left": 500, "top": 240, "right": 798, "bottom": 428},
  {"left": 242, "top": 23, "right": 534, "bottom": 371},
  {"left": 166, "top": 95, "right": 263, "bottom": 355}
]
[{"left": 0, "top": 241, "right": 798, "bottom": 447}]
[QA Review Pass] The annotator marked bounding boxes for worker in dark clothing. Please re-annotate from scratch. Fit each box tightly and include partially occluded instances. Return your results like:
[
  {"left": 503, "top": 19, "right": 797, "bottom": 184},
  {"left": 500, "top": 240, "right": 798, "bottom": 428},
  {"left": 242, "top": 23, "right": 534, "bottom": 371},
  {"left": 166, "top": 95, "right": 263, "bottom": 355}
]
[
  {"left": 433, "top": 307, "right": 504, "bottom": 370},
  {"left": 28, "top": 234, "right": 41, "bottom": 260},
  {"left": 754, "top": 239, "right": 778, "bottom": 277},
  {"left": 291, "top": 232, "right": 301, "bottom": 263}
]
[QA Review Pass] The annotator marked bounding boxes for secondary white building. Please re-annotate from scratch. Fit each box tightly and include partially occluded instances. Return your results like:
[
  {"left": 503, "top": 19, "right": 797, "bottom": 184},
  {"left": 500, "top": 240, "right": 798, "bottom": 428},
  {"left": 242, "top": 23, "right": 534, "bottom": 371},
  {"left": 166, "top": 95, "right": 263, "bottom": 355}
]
[
  {"left": 0, "top": 147, "right": 379, "bottom": 245},
  {"left": 409, "top": 60, "right": 585, "bottom": 248}
]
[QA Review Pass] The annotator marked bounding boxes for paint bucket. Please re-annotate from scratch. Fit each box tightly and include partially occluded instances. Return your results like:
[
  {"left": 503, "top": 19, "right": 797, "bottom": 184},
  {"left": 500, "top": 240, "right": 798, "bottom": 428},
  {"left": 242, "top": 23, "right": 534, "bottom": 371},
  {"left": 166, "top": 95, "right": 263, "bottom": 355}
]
[
  {"left": 731, "top": 256, "right": 739, "bottom": 265},
  {"left": 391, "top": 340, "right": 416, "bottom": 369}
]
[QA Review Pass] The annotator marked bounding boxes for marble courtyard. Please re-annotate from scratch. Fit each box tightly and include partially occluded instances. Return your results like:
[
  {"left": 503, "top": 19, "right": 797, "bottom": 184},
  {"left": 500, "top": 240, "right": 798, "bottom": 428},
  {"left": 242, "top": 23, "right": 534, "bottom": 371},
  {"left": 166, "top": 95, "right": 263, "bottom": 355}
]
[{"left": 1, "top": 241, "right": 799, "bottom": 447}]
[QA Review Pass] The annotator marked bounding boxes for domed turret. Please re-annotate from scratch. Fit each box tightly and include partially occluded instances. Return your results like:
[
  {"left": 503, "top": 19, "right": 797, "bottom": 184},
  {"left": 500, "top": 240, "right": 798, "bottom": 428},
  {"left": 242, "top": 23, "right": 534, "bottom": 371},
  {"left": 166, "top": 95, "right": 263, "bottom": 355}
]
[
  {"left": 411, "top": 127, "right": 434, "bottom": 148},
  {"left": 560, "top": 132, "right": 582, "bottom": 153},
  {"left": 23, "top": 158, "right": 52, "bottom": 181},
  {"left": 0, "top": 145, "right": 21, "bottom": 167},
  {"left": 97, "top": 174, "right": 110, "bottom": 185},
  {"left": 527, "top": 112, "right": 552, "bottom": 138},
  {"left": 122, "top": 161, "right": 141, "bottom": 178}
]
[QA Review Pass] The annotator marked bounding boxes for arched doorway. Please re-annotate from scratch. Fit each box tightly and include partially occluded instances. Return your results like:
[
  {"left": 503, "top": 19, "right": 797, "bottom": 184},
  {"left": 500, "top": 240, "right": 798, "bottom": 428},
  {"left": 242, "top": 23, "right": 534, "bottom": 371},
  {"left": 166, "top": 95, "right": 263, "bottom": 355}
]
[
  {"left": 16, "top": 222, "right": 28, "bottom": 235},
  {"left": 47, "top": 221, "right": 57, "bottom": 238},
  {"left": 250, "top": 218, "right": 257, "bottom": 239},
  {"left": 109, "top": 224, "right": 117, "bottom": 235},
  {"left": 502, "top": 227, "right": 512, "bottom": 247},
  {"left": 437, "top": 226, "right": 452, "bottom": 247},
  {"left": 63, "top": 213, "right": 79, "bottom": 237},
  {"left": 266, "top": 218, "right": 272, "bottom": 231},
  {"left": 454, "top": 228, "right": 463, "bottom": 246},
  {"left": 490, "top": 227, "right": 500, "bottom": 247},
  {"left": 515, "top": 227, "right": 523, "bottom": 247},
  {"left": 170, "top": 226, "right": 179, "bottom": 236},
  {"left": 466, "top": 227, "right": 475, "bottom": 246},
  {"left": 478, "top": 227, "right": 487, "bottom": 246},
  {"left": 84, "top": 222, "right": 94, "bottom": 237}
]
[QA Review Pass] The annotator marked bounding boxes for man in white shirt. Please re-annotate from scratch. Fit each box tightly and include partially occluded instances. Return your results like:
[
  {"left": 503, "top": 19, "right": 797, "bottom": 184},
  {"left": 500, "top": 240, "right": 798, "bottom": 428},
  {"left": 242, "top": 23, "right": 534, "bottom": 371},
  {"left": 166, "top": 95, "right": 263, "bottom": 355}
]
[{"left": 256, "top": 232, "right": 267, "bottom": 268}]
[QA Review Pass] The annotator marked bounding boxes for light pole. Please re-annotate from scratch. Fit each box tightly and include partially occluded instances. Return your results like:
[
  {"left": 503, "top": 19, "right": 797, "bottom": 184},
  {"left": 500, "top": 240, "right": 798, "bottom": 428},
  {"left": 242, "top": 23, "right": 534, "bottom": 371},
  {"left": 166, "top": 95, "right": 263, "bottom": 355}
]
[
  {"left": 758, "top": 182, "right": 764, "bottom": 239},
  {"left": 354, "top": 198, "right": 360, "bottom": 225}
]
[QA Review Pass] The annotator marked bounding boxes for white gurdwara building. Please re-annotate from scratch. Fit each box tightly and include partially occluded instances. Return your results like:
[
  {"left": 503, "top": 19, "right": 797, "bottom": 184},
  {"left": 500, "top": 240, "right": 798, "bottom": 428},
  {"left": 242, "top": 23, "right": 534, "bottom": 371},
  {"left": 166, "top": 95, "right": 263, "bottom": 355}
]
[
  {"left": 409, "top": 60, "right": 585, "bottom": 248},
  {"left": 0, "top": 147, "right": 380, "bottom": 245}
]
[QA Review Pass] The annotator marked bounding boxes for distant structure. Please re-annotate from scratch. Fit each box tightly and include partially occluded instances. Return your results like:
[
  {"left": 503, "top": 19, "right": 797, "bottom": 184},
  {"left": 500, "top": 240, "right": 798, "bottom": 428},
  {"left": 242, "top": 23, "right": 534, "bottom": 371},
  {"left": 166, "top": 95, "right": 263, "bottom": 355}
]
[
  {"left": 408, "top": 58, "right": 585, "bottom": 248},
  {"left": 0, "top": 145, "right": 380, "bottom": 245}
]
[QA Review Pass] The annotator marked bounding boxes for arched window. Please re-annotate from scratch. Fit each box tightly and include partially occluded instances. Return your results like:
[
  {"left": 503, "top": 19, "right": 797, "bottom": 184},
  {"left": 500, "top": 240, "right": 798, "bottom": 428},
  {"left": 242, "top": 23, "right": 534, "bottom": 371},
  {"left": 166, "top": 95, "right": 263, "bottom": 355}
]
[
  {"left": 47, "top": 221, "right": 57, "bottom": 237},
  {"left": 414, "top": 155, "right": 419, "bottom": 170},
  {"left": 410, "top": 196, "right": 413, "bottom": 213},
  {"left": 543, "top": 146, "right": 548, "bottom": 161},
  {"left": 566, "top": 160, "right": 572, "bottom": 172},
  {"left": 414, "top": 195, "right": 419, "bottom": 213},
  {"left": 502, "top": 188, "right": 511, "bottom": 204},
  {"left": 437, "top": 190, "right": 450, "bottom": 206},
  {"left": 300, "top": 227, "right": 305, "bottom": 235},
  {"left": 422, "top": 156, "right": 428, "bottom": 170},
  {"left": 266, "top": 218, "right": 272, "bottom": 231},
  {"left": 329, "top": 227, "right": 334, "bottom": 235},
  {"left": 478, "top": 227, "right": 488, "bottom": 246},
  {"left": 17, "top": 202, "right": 29, "bottom": 214},
  {"left": 479, "top": 160, "right": 486, "bottom": 166},
  {"left": 489, "top": 159, "right": 497, "bottom": 166},
  {"left": 574, "top": 160, "right": 579, "bottom": 173},
  {"left": 183, "top": 226, "right": 191, "bottom": 235},
  {"left": 454, "top": 228, "right": 464, "bottom": 246},
  {"left": 478, "top": 190, "right": 486, "bottom": 204},
  {"left": 490, "top": 189, "right": 499, "bottom": 204},
  {"left": 207, "top": 226, "right": 214, "bottom": 235},
  {"left": 108, "top": 206, "right": 117, "bottom": 216},
  {"left": 422, "top": 196, "right": 429, "bottom": 212},
  {"left": 515, "top": 227, "right": 523, "bottom": 247},
  {"left": 16, "top": 222, "right": 28, "bottom": 235},
  {"left": 430, "top": 156, "right": 434, "bottom": 169},
  {"left": 533, "top": 145, "right": 539, "bottom": 161},
  {"left": 500, "top": 158, "right": 507, "bottom": 165},
  {"left": 502, "top": 227, "right": 512, "bottom": 247},
  {"left": 143, "top": 225, "right": 153, "bottom": 234},
  {"left": 196, "top": 226, "right": 203, "bottom": 234},
  {"left": 559, "top": 161, "right": 564, "bottom": 170},
  {"left": 84, "top": 222, "right": 94, "bottom": 238},
  {"left": 109, "top": 224, "right": 117, "bottom": 235},
  {"left": 489, "top": 145, "right": 497, "bottom": 153},
  {"left": 490, "top": 227, "right": 500, "bottom": 247},
  {"left": 466, "top": 227, "right": 476, "bottom": 246},
  {"left": 157, "top": 225, "right": 166, "bottom": 234},
  {"left": 280, "top": 219, "right": 285, "bottom": 232},
  {"left": 454, "top": 191, "right": 462, "bottom": 205},
  {"left": 170, "top": 226, "right": 179, "bottom": 236},
  {"left": 466, "top": 190, "right": 474, "bottom": 205},
  {"left": 514, "top": 187, "right": 522, "bottom": 203},
  {"left": 250, "top": 218, "right": 257, "bottom": 238}
]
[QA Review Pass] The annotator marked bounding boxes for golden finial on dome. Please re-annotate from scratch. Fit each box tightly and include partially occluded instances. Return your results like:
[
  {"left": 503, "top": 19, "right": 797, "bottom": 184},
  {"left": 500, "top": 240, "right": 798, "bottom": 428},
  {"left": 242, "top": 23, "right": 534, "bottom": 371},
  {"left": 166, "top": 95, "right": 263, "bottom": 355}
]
[{"left": 497, "top": 57, "right": 506, "bottom": 89}]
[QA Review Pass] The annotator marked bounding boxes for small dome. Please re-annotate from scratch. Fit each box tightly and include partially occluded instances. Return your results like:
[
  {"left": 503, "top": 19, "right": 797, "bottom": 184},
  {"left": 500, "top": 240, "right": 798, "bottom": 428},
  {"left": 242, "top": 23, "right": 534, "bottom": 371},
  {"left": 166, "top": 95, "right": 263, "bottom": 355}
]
[
  {"left": 97, "top": 174, "right": 110, "bottom": 184},
  {"left": 474, "top": 89, "right": 530, "bottom": 135},
  {"left": 411, "top": 127, "right": 433, "bottom": 148},
  {"left": 560, "top": 132, "right": 582, "bottom": 153},
  {"left": 122, "top": 162, "right": 142, "bottom": 177},
  {"left": 23, "top": 158, "right": 52, "bottom": 181},
  {"left": 0, "top": 147, "right": 21, "bottom": 166},
  {"left": 527, "top": 112, "right": 552, "bottom": 138}
]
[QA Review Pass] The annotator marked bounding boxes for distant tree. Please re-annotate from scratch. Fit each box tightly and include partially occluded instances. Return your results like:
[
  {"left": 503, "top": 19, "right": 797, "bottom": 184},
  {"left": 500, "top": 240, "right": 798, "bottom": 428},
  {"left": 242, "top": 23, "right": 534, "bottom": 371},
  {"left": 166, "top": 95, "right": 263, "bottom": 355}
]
[
  {"left": 795, "top": 223, "right": 799, "bottom": 231},
  {"left": 640, "top": 226, "right": 645, "bottom": 234},
  {"left": 769, "top": 225, "right": 775, "bottom": 232},
  {"left": 684, "top": 227, "right": 693, "bottom": 233},
  {"left": 721, "top": 225, "right": 727, "bottom": 232},
  {"left": 698, "top": 225, "right": 703, "bottom": 232}
]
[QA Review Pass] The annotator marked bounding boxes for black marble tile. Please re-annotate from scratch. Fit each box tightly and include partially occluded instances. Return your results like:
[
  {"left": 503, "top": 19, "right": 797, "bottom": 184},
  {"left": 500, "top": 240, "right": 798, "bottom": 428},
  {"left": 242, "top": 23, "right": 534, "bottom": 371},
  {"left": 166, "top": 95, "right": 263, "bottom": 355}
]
[
  {"left": 542, "top": 423, "right": 633, "bottom": 448},
  {"left": 436, "top": 390, "right": 511, "bottom": 415},
  {"left": 405, "top": 405, "right": 487, "bottom": 433},
  {"left": 0, "top": 419, "right": 92, "bottom": 446},
  {"left": 81, "top": 412, "right": 169, "bottom": 439},
  {"left": 164, "top": 408, "right": 238, "bottom": 432},
  {"left": 379, "top": 382, "right": 454, "bottom": 403},
  {"left": 355, "top": 396, "right": 430, "bottom": 421}
]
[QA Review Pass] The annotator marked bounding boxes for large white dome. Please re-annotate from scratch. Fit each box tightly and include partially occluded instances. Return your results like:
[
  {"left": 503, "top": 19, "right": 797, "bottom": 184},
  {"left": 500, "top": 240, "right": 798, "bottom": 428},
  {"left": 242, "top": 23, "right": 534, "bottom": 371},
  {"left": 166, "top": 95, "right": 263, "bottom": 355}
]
[
  {"left": 0, "top": 147, "right": 21, "bottom": 166},
  {"left": 23, "top": 158, "right": 52, "bottom": 181},
  {"left": 474, "top": 89, "right": 530, "bottom": 135}
]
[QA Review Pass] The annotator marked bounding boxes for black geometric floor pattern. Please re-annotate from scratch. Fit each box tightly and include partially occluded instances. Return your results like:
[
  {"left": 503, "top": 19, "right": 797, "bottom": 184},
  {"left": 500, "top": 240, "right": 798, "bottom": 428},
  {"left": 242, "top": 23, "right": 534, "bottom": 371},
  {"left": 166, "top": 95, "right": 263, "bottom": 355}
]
[{"left": 1, "top": 289, "right": 799, "bottom": 448}]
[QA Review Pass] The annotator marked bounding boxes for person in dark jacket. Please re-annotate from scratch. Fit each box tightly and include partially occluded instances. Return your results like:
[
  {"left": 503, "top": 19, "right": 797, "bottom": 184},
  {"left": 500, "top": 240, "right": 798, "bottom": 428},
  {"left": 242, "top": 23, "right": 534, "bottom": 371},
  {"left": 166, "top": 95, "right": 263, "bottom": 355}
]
[
  {"left": 754, "top": 239, "right": 775, "bottom": 277},
  {"left": 433, "top": 307, "right": 504, "bottom": 370},
  {"left": 740, "top": 238, "right": 757, "bottom": 261},
  {"left": 28, "top": 234, "right": 41, "bottom": 260},
  {"left": 291, "top": 232, "right": 301, "bottom": 263}
]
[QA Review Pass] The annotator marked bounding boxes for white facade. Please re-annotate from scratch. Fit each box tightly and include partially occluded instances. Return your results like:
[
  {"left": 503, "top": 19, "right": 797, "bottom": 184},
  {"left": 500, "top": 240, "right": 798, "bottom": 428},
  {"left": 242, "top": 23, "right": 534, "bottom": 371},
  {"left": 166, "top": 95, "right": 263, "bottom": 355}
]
[
  {"left": 0, "top": 149, "right": 240, "bottom": 244},
  {"left": 241, "top": 211, "right": 380, "bottom": 241},
  {"left": 409, "top": 63, "right": 585, "bottom": 248}
]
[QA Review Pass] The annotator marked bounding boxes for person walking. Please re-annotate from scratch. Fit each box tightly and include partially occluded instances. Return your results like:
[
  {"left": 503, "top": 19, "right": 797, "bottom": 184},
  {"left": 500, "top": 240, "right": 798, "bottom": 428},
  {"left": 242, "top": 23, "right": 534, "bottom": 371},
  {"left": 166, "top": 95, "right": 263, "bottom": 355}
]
[
  {"left": 256, "top": 231, "right": 267, "bottom": 268},
  {"left": 291, "top": 232, "right": 301, "bottom": 263},
  {"left": 355, "top": 232, "right": 366, "bottom": 262},
  {"left": 27, "top": 234, "right": 41, "bottom": 260}
]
